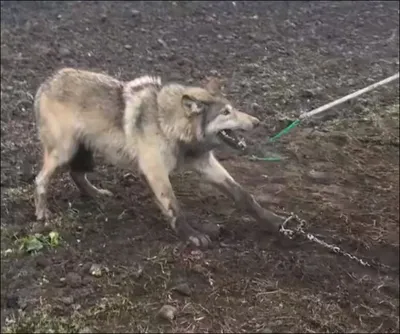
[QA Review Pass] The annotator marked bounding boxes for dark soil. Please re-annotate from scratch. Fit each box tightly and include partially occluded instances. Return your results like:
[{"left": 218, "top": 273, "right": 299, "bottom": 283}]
[{"left": 1, "top": 1, "right": 399, "bottom": 333}]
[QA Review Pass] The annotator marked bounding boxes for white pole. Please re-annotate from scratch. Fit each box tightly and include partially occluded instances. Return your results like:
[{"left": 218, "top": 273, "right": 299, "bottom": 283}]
[{"left": 299, "top": 73, "right": 400, "bottom": 120}]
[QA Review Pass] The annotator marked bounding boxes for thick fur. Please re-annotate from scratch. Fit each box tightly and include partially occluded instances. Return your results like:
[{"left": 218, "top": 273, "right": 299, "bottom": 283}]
[{"left": 33, "top": 68, "right": 283, "bottom": 247}]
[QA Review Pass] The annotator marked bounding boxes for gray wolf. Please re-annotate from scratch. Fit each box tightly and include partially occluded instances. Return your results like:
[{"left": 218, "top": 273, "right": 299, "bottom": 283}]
[{"left": 33, "top": 68, "right": 283, "bottom": 247}]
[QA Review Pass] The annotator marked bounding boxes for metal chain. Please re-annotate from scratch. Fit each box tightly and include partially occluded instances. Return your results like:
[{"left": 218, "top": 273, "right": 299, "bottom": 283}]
[{"left": 279, "top": 213, "right": 392, "bottom": 270}]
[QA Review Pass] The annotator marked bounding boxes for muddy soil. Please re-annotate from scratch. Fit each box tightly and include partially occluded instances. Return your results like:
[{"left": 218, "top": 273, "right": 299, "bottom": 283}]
[{"left": 1, "top": 1, "right": 399, "bottom": 333}]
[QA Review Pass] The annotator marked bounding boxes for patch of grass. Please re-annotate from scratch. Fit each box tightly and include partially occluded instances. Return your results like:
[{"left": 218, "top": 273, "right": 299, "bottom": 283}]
[
  {"left": 2, "top": 308, "right": 88, "bottom": 334},
  {"left": 1, "top": 186, "right": 32, "bottom": 200},
  {"left": 14, "top": 231, "right": 61, "bottom": 254}
]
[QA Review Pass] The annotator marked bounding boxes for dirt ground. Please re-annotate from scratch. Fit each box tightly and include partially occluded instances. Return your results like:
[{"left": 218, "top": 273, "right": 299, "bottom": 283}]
[{"left": 1, "top": 1, "right": 399, "bottom": 333}]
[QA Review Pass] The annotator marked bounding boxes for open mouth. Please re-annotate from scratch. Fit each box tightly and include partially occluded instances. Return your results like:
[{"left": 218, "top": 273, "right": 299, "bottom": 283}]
[{"left": 217, "top": 129, "right": 247, "bottom": 151}]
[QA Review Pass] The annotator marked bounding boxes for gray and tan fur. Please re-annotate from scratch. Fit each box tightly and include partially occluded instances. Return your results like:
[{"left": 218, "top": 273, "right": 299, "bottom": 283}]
[{"left": 34, "top": 68, "right": 283, "bottom": 247}]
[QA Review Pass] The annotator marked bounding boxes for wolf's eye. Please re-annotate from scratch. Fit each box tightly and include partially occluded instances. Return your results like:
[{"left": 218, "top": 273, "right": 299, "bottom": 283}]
[{"left": 222, "top": 108, "right": 231, "bottom": 116}]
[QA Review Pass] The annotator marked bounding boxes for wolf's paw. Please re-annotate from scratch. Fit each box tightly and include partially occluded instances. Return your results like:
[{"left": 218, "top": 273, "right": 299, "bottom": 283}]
[
  {"left": 188, "top": 232, "right": 211, "bottom": 248},
  {"left": 189, "top": 221, "right": 221, "bottom": 240},
  {"left": 177, "top": 219, "right": 211, "bottom": 248},
  {"left": 36, "top": 207, "right": 51, "bottom": 221},
  {"left": 97, "top": 189, "right": 113, "bottom": 197}
]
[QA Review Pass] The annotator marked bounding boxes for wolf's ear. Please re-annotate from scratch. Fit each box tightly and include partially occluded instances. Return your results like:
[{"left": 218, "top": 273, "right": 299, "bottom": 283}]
[
  {"left": 182, "top": 95, "right": 205, "bottom": 116},
  {"left": 204, "top": 77, "right": 224, "bottom": 95}
]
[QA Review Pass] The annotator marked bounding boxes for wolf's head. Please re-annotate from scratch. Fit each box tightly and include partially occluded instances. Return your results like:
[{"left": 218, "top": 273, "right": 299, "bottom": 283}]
[
  {"left": 157, "top": 78, "right": 260, "bottom": 150},
  {"left": 181, "top": 77, "right": 260, "bottom": 150}
]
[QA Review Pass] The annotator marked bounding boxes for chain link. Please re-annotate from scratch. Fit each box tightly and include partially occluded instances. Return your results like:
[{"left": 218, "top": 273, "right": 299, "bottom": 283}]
[{"left": 279, "top": 213, "right": 392, "bottom": 270}]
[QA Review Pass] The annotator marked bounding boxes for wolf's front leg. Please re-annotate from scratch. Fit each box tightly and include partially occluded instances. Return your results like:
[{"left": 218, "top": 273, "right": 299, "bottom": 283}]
[
  {"left": 193, "top": 153, "right": 283, "bottom": 232},
  {"left": 139, "top": 156, "right": 211, "bottom": 248}
]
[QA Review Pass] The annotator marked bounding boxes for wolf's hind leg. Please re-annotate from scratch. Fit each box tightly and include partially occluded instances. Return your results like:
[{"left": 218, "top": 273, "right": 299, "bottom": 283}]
[
  {"left": 35, "top": 144, "right": 75, "bottom": 221},
  {"left": 70, "top": 172, "right": 113, "bottom": 197},
  {"left": 69, "top": 144, "right": 113, "bottom": 197}
]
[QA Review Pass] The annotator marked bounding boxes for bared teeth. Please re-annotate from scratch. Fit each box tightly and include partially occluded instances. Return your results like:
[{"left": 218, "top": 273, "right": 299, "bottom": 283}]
[
  {"left": 218, "top": 129, "right": 247, "bottom": 151},
  {"left": 220, "top": 130, "right": 235, "bottom": 140},
  {"left": 238, "top": 138, "right": 247, "bottom": 148}
]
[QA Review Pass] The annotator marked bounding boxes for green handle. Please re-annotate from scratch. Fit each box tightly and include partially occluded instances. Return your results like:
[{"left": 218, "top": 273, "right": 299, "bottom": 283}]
[
  {"left": 248, "top": 119, "right": 301, "bottom": 162},
  {"left": 269, "top": 119, "right": 301, "bottom": 143}
]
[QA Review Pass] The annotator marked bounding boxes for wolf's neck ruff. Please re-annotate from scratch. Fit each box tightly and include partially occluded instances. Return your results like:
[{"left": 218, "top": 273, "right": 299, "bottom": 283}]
[
  {"left": 124, "top": 75, "right": 162, "bottom": 93},
  {"left": 122, "top": 75, "right": 162, "bottom": 139}
]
